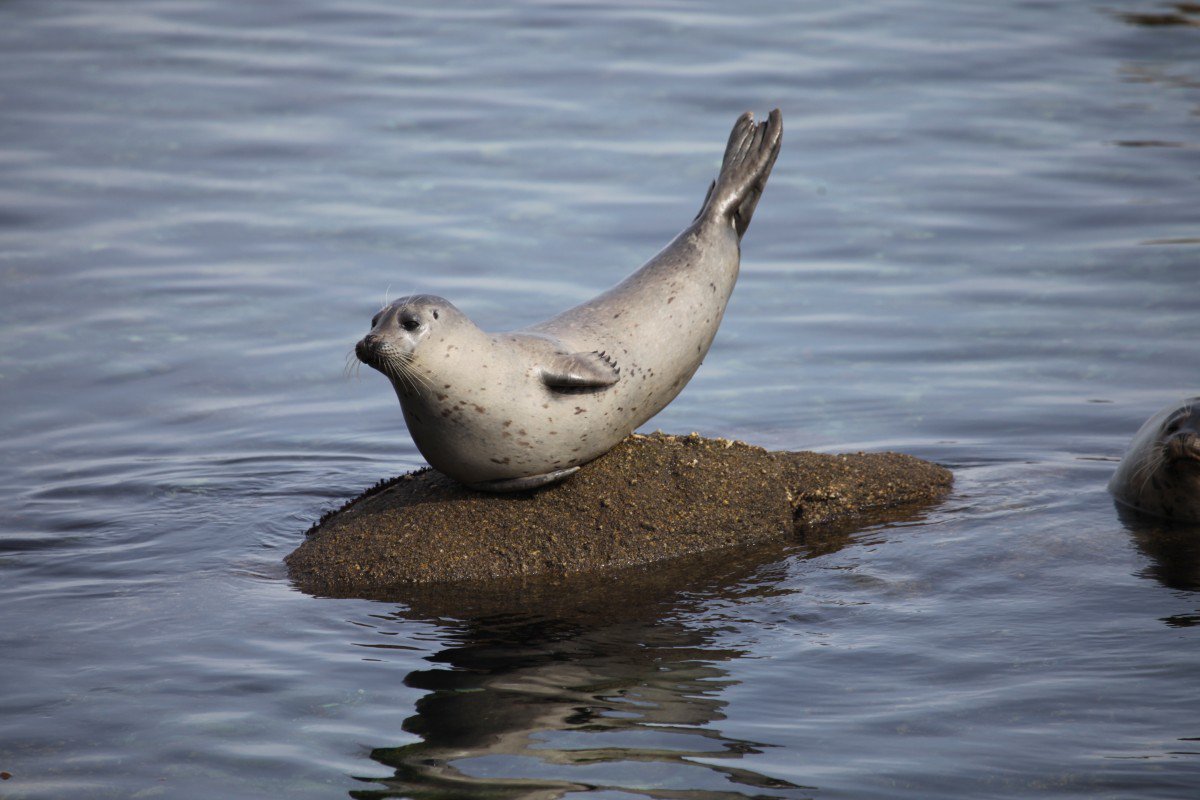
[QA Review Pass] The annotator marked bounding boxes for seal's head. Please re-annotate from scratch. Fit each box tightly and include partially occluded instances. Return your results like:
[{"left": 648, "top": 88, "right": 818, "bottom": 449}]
[
  {"left": 355, "top": 294, "right": 469, "bottom": 391},
  {"left": 1110, "top": 398, "right": 1200, "bottom": 522}
]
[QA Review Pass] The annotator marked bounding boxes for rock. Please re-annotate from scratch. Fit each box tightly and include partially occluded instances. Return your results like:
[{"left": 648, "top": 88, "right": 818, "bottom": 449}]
[{"left": 286, "top": 432, "right": 952, "bottom": 596}]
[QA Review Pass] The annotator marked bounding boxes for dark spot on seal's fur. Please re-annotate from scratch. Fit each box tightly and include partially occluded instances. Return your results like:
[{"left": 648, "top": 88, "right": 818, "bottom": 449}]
[{"left": 474, "top": 404, "right": 486, "bottom": 414}]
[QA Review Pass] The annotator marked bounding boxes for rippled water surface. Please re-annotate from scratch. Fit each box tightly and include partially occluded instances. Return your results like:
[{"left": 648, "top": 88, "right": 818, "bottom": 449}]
[{"left": 3, "top": 1, "right": 1200, "bottom": 797}]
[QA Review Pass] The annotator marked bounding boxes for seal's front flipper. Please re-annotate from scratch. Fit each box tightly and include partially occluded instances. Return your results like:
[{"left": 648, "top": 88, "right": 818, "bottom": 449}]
[
  {"left": 469, "top": 466, "right": 580, "bottom": 492},
  {"left": 540, "top": 350, "right": 620, "bottom": 389}
]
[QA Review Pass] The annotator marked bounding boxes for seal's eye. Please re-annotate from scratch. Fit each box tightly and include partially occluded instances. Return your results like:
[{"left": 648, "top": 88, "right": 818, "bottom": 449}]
[
  {"left": 401, "top": 319, "right": 421, "bottom": 332},
  {"left": 371, "top": 313, "right": 382, "bottom": 327}
]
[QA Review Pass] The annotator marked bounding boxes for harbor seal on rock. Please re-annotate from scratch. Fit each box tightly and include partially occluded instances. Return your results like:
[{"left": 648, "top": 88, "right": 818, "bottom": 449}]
[
  {"left": 1109, "top": 397, "right": 1200, "bottom": 521},
  {"left": 356, "top": 109, "right": 782, "bottom": 491}
]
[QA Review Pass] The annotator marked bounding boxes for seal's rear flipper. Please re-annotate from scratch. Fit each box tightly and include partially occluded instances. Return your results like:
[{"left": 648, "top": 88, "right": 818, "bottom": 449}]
[
  {"left": 469, "top": 466, "right": 580, "bottom": 492},
  {"left": 697, "top": 109, "right": 783, "bottom": 239},
  {"left": 540, "top": 350, "right": 620, "bottom": 389}
]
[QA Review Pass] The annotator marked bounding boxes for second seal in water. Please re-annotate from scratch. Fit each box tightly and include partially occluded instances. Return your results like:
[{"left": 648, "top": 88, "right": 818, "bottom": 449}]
[
  {"left": 1109, "top": 398, "right": 1200, "bottom": 522},
  {"left": 356, "top": 110, "right": 783, "bottom": 491}
]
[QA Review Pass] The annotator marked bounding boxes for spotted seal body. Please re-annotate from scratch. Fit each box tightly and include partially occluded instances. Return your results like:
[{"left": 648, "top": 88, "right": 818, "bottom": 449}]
[
  {"left": 356, "top": 110, "right": 782, "bottom": 491},
  {"left": 1109, "top": 398, "right": 1200, "bottom": 521}
]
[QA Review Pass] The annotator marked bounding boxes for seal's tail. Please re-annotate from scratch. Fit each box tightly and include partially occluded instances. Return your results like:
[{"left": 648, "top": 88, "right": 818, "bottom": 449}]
[{"left": 696, "top": 109, "right": 783, "bottom": 239}]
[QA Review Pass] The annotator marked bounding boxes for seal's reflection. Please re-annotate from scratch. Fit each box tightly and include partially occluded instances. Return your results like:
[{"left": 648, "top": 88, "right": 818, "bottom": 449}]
[
  {"left": 1116, "top": 504, "right": 1200, "bottom": 627},
  {"left": 1117, "top": 503, "right": 1200, "bottom": 593},
  {"left": 345, "top": 536, "right": 841, "bottom": 800}
]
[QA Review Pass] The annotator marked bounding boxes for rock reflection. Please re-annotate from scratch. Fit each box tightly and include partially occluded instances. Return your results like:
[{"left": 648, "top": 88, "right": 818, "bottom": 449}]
[{"left": 347, "top": 545, "right": 818, "bottom": 799}]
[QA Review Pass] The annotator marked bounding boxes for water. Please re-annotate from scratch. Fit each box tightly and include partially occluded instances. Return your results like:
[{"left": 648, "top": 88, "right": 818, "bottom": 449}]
[{"left": 2, "top": 0, "right": 1199, "bottom": 797}]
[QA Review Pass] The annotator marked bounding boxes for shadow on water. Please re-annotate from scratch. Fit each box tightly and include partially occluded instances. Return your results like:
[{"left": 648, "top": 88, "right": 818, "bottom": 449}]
[{"left": 333, "top": 513, "right": 930, "bottom": 800}]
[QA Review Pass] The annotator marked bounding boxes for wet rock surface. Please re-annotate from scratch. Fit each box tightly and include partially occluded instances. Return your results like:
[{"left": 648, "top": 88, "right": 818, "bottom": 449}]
[{"left": 286, "top": 433, "right": 953, "bottom": 596}]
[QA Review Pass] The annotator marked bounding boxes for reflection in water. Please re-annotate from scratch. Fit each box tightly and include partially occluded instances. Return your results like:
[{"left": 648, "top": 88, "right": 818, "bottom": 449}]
[
  {"left": 1118, "top": 503, "right": 1200, "bottom": 591},
  {"left": 1118, "top": 3, "right": 1200, "bottom": 28},
  {"left": 1117, "top": 504, "right": 1200, "bottom": 626},
  {"left": 342, "top": 546, "right": 827, "bottom": 799}
]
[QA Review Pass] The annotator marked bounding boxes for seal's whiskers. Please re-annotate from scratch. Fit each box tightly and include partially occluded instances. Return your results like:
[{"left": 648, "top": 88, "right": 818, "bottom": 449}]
[
  {"left": 379, "top": 352, "right": 435, "bottom": 398},
  {"left": 343, "top": 348, "right": 362, "bottom": 380},
  {"left": 1132, "top": 444, "right": 1166, "bottom": 497}
]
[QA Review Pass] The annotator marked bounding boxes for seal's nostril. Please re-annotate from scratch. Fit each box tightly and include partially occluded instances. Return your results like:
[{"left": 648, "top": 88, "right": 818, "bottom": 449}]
[
  {"left": 1165, "top": 430, "right": 1200, "bottom": 461},
  {"left": 355, "top": 337, "right": 375, "bottom": 362}
]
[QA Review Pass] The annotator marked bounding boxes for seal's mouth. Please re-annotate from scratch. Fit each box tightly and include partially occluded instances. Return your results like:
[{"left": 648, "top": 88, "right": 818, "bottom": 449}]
[{"left": 355, "top": 334, "right": 417, "bottom": 385}]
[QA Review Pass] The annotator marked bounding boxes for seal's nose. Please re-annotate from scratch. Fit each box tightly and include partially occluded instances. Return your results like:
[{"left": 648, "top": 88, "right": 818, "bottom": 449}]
[
  {"left": 355, "top": 335, "right": 379, "bottom": 364},
  {"left": 1167, "top": 430, "right": 1200, "bottom": 461}
]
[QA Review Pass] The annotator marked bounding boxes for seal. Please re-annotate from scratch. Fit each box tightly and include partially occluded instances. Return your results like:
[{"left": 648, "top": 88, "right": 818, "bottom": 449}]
[
  {"left": 356, "top": 109, "right": 782, "bottom": 491},
  {"left": 1108, "top": 397, "right": 1200, "bottom": 521}
]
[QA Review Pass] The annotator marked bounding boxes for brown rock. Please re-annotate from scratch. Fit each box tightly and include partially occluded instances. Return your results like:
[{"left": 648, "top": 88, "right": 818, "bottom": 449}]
[{"left": 286, "top": 432, "right": 952, "bottom": 596}]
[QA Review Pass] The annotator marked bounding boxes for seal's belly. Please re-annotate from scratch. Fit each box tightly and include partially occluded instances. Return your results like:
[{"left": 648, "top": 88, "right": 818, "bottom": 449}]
[
  {"left": 405, "top": 370, "right": 681, "bottom": 483},
  {"left": 403, "top": 226, "right": 740, "bottom": 484}
]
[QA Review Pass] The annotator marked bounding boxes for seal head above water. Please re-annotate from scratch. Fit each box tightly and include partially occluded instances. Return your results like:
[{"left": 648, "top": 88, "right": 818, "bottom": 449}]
[
  {"left": 356, "top": 110, "right": 783, "bottom": 491},
  {"left": 1109, "top": 397, "right": 1200, "bottom": 521}
]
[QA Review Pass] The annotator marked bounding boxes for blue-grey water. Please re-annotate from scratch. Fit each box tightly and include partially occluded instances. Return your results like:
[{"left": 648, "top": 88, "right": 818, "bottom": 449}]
[{"left": 2, "top": 1, "right": 1199, "bottom": 797}]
